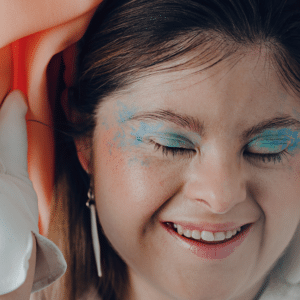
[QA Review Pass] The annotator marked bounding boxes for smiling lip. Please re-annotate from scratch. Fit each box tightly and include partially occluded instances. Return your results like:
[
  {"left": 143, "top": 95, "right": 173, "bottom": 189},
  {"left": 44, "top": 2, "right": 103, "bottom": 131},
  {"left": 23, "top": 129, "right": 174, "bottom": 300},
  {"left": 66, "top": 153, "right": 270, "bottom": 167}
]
[{"left": 161, "top": 222, "right": 253, "bottom": 259}]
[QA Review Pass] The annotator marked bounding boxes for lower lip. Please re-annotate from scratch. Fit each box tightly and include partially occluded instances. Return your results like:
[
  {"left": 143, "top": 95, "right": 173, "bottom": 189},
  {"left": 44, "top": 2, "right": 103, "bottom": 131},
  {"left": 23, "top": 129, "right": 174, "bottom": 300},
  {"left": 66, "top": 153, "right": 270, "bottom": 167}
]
[{"left": 162, "top": 222, "right": 253, "bottom": 260}]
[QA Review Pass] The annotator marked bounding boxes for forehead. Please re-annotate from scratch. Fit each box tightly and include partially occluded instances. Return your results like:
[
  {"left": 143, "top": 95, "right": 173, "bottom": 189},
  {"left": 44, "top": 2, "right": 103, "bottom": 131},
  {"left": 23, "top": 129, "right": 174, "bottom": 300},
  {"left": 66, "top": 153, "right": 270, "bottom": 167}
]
[{"left": 98, "top": 51, "right": 300, "bottom": 133}]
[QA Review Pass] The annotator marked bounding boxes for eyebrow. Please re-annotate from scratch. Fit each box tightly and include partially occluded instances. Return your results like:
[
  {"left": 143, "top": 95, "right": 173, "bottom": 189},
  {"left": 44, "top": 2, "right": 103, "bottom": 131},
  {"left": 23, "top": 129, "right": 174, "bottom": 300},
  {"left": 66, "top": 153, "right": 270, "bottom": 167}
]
[
  {"left": 129, "top": 109, "right": 300, "bottom": 139},
  {"left": 129, "top": 109, "right": 204, "bottom": 135}
]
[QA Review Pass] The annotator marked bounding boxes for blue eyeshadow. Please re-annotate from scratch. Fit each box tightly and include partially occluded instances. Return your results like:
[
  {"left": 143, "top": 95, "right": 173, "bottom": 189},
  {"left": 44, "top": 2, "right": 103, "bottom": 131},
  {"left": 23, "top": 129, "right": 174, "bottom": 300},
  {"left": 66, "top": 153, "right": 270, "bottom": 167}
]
[
  {"left": 248, "top": 128, "right": 300, "bottom": 153},
  {"left": 130, "top": 121, "right": 195, "bottom": 148}
]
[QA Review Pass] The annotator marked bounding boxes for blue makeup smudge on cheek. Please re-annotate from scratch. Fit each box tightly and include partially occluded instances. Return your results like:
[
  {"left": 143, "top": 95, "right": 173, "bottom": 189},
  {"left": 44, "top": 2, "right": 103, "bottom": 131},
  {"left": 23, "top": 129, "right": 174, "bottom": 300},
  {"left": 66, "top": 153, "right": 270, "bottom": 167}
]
[
  {"left": 102, "top": 120, "right": 111, "bottom": 130},
  {"left": 141, "top": 158, "right": 151, "bottom": 166},
  {"left": 128, "top": 122, "right": 169, "bottom": 167},
  {"left": 112, "top": 128, "right": 150, "bottom": 166},
  {"left": 128, "top": 156, "right": 139, "bottom": 166},
  {"left": 128, "top": 155, "right": 152, "bottom": 167},
  {"left": 113, "top": 128, "right": 126, "bottom": 146}
]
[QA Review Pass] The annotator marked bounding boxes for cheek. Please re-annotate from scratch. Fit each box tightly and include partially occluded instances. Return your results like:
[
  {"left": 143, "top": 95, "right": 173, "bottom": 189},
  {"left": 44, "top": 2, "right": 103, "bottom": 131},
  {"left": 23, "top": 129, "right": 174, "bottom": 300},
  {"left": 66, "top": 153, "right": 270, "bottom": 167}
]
[
  {"left": 93, "top": 127, "right": 183, "bottom": 244},
  {"left": 254, "top": 158, "right": 300, "bottom": 249}
]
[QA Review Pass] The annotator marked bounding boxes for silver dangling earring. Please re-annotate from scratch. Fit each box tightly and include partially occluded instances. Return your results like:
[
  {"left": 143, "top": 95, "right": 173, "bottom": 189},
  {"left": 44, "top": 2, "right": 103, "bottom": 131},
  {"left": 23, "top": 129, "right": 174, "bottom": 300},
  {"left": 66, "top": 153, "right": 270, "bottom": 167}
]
[{"left": 86, "top": 186, "right": 102, "bottom": 277}]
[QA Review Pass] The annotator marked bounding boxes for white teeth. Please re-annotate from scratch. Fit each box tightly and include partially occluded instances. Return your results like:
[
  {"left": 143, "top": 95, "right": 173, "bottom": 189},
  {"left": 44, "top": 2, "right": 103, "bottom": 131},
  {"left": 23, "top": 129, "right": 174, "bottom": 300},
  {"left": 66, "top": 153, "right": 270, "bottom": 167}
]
[
  {"left": 177, "top": 224, "right": 183, "bottom": 235},
  {"left": 201, "top": 231, "right": 214, "bottom": 241},
  {"left": 225, "top": 231, "right": 233, "bottom": 239},
  {"left": 183, "top": 229, "right": 192, "bottom": 238},
  {"left": 191, "top": 230, "right": 201, "bottom": 240},
  {"left": 173, "top": 223, "right": 242, "bottom": 242},
  {"left": 214, "top": 232, "right": 226, "bottom": 241}
]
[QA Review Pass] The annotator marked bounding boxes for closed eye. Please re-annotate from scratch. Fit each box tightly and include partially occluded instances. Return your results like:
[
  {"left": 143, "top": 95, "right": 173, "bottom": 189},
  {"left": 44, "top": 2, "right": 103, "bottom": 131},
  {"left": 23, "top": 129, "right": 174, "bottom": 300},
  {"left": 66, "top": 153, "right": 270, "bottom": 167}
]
[
  {"left": 243, "top": 149, "right": 289, "bottom": 164},
  {"left": 150, "top": 140, "right": 291, "bottom": 163},
  {"left": 150, "top": 141, "right": 196, "bottom": 158}
]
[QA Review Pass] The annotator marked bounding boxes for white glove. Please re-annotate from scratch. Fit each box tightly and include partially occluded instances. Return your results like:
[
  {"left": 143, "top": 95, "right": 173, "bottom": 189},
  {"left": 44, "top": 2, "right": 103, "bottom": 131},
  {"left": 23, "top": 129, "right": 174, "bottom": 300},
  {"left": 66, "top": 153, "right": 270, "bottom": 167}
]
[{"left": 0, "top": 90, "right": 66, "bottom": 294}]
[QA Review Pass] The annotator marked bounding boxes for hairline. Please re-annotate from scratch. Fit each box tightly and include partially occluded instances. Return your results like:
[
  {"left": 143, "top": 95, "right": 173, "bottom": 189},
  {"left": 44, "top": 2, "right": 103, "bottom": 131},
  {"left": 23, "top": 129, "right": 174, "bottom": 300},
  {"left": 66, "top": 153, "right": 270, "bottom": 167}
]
[{"left": 95, "top": 35, "right": 298, "bottom": 105}]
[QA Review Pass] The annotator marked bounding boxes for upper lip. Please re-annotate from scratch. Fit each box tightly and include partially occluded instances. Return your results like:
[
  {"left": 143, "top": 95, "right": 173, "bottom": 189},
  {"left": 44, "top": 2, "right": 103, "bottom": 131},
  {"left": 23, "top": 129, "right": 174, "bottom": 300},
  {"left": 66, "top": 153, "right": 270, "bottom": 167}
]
[{"left": 164, "top": 221, "right": 251, "bottom": 232}]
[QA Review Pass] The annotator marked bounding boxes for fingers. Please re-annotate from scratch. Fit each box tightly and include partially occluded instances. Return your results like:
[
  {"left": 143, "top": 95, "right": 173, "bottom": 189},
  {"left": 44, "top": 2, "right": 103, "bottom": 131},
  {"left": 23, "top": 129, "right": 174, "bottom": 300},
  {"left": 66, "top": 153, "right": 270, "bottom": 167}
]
[{"left": 0, "top": 90, "right": 29, "bottom": 180}]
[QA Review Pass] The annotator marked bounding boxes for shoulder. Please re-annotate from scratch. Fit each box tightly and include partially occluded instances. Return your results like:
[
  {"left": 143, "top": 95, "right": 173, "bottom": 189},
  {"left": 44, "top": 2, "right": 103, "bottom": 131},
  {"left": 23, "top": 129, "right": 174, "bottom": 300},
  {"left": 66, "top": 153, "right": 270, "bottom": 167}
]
[{"left": 260, "top": 269, "right": 300, "bottom": 300}]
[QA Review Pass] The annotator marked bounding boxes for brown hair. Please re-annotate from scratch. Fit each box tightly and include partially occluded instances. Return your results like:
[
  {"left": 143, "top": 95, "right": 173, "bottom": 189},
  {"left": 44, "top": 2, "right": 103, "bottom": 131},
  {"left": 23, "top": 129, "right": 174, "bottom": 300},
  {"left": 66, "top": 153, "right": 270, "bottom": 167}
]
[{"left": 33, "top": 0, "right": 300, "bottom": 299}]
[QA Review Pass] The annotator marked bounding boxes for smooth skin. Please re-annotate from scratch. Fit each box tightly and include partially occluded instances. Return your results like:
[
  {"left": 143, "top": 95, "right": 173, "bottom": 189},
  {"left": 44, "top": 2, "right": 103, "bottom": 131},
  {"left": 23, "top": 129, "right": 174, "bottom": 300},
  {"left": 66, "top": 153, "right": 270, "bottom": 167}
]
[{"left": 77, "top": 48, "right": 300, "bottom": 300}]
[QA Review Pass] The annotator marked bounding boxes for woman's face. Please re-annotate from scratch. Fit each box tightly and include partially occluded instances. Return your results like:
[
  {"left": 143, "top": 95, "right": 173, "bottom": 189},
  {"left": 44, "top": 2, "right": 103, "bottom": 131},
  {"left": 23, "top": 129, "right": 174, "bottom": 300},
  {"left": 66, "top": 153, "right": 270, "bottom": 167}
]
[{"left": 88, "top": 51, "right": 300, "bottom": 300}]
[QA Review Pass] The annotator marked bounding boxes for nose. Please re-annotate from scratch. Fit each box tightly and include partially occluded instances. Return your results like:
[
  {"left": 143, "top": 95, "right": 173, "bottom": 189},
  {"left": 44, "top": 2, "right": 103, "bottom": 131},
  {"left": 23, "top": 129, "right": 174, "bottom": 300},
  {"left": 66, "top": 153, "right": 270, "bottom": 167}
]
[{"left": 183, "top": 150, "right": 247, "bottom": 214}]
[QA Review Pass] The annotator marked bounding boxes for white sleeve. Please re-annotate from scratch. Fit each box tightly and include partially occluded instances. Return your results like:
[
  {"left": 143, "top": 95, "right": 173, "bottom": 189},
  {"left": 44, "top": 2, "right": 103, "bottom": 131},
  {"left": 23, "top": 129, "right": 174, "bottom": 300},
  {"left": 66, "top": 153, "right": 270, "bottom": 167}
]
[{"left": 0, "top": 90, "right": 67, "bottom": 294}]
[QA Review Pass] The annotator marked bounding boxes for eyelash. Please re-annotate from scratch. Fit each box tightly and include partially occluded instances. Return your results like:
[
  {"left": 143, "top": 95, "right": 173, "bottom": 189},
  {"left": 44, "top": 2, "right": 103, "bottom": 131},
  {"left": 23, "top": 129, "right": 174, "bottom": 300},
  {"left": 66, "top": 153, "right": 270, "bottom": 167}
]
[
  {"left": 151, "top": 141, "right": 196, "bottom": 158},
  {"left": 243, "top": 149, "right": 289, "bottom": 164},
  {"left": 150, "top": 141, "right": 289, "bottom": 164}
]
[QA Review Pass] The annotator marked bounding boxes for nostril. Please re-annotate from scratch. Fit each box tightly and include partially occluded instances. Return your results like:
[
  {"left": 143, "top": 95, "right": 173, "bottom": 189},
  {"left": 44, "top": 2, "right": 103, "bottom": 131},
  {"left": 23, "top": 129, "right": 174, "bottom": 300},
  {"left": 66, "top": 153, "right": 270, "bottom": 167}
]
[{"left": 184, "top": 162, "right": 247, "bottom": 214}]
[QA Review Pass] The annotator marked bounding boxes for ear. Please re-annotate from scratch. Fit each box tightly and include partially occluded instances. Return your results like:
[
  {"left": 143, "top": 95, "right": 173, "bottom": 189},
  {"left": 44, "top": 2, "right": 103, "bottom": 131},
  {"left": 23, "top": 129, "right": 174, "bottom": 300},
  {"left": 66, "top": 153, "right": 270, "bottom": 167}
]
[{"left": 74, "top": 136, "right": 92, "bottom": 174}]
